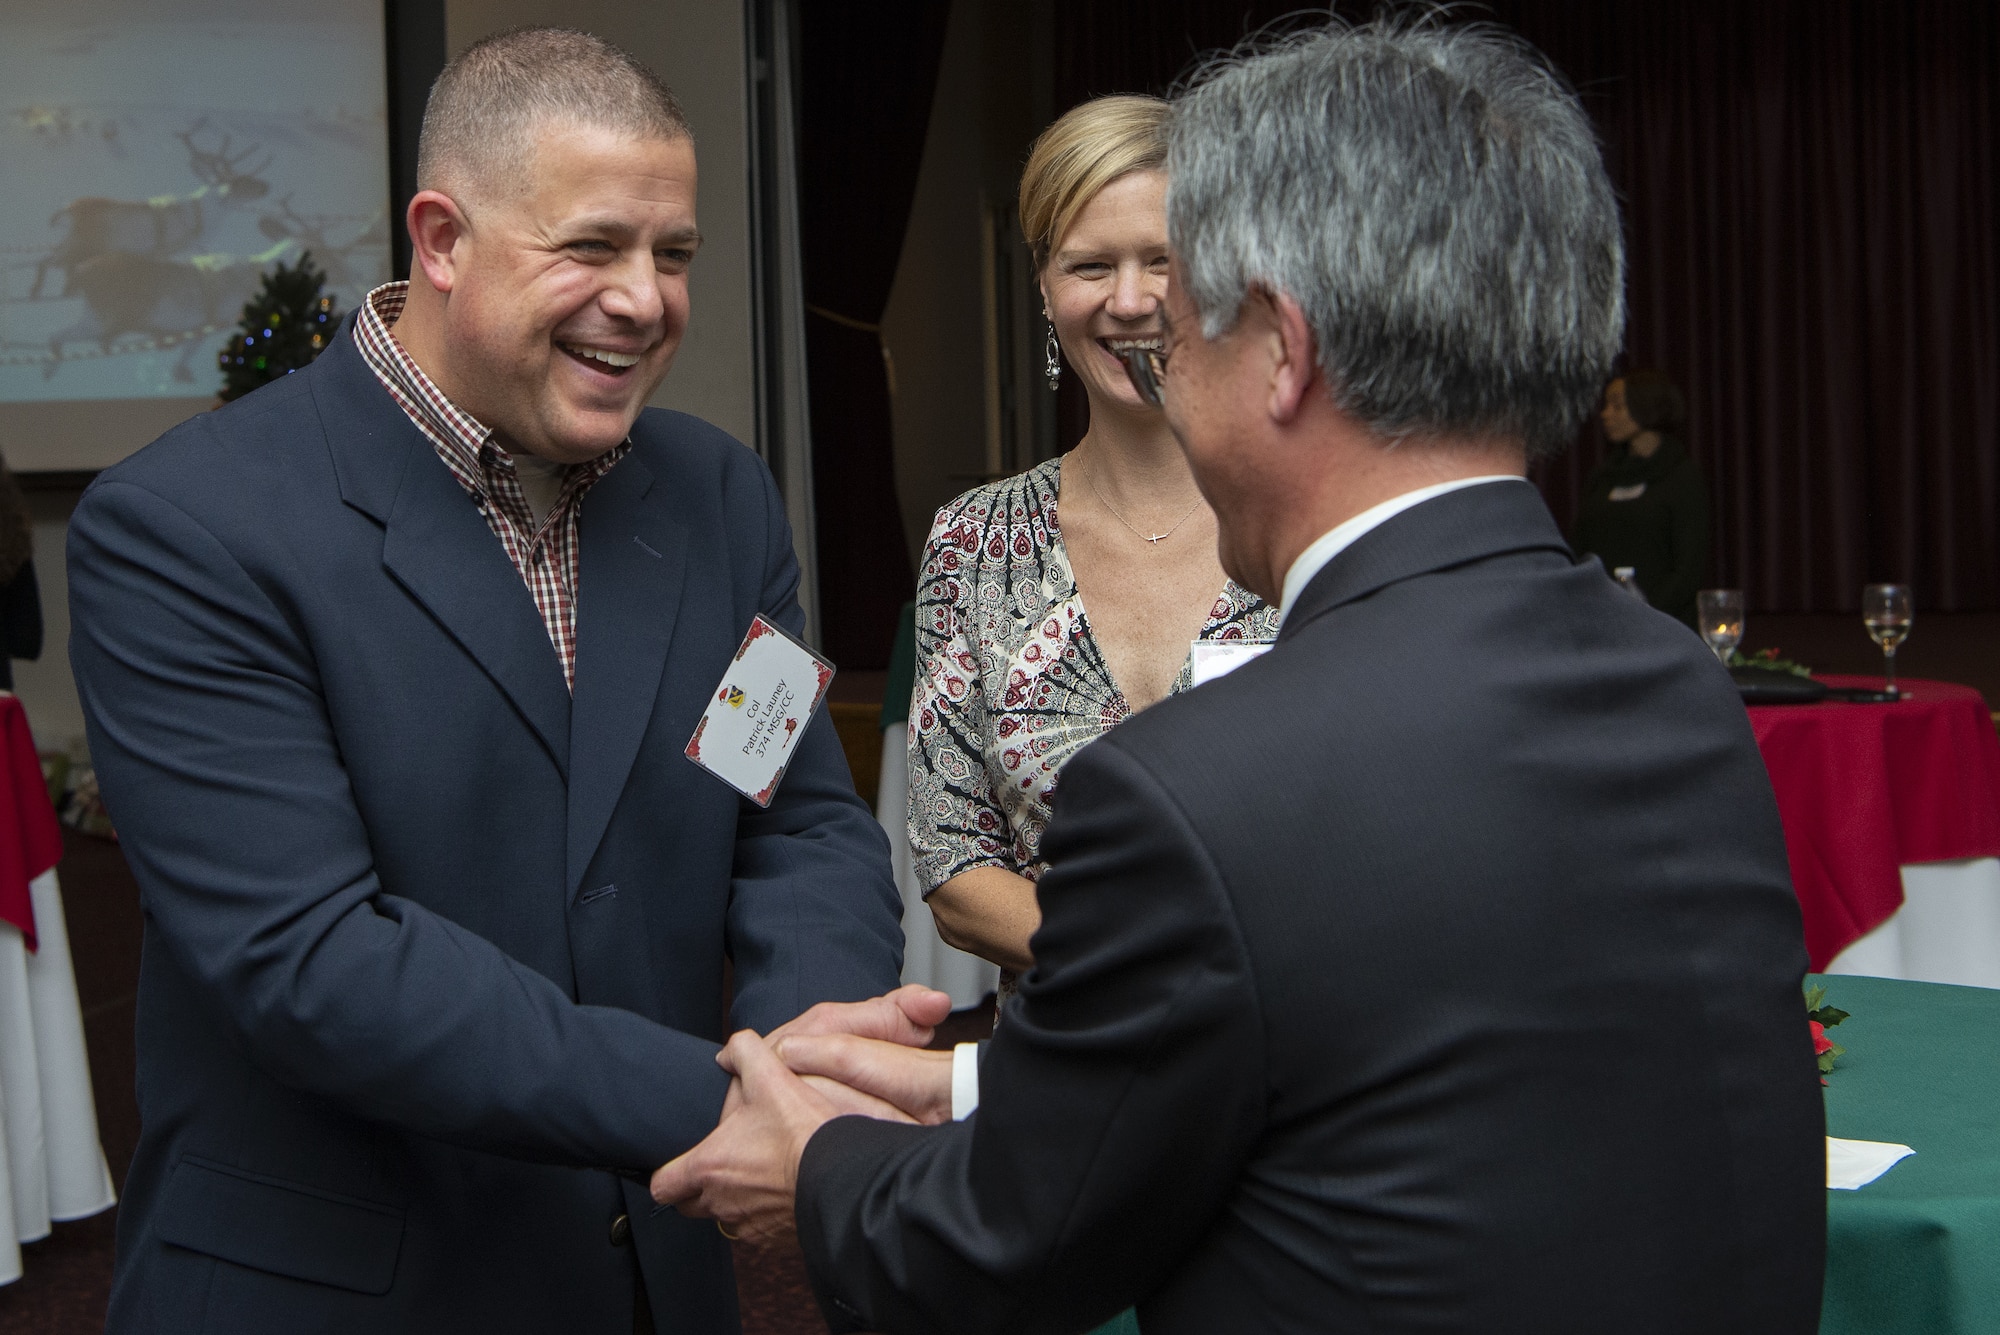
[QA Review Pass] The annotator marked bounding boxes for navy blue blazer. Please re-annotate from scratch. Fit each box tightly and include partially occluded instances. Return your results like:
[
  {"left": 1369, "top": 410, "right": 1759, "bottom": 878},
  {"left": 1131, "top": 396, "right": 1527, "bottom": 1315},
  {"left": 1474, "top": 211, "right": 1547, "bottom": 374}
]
[{"left": 69, "top": 321, "right": 904, "bottom": 1333}]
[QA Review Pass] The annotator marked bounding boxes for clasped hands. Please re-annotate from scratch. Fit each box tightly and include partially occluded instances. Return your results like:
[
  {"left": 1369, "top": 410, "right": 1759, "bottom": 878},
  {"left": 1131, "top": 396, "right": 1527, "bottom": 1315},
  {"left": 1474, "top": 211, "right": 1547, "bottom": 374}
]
[{"left": 650, "top": 984, "right": 960, "bottom": 1247}]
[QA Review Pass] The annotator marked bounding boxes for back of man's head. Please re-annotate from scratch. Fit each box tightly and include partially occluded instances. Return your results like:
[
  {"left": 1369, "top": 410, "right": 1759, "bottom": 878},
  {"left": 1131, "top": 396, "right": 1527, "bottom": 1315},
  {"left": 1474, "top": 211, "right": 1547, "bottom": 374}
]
[
  {"left": 1168, "top": 18, "right": 1625, "bottom": 458},
  {"left": 417, "top": 26, "right": 690, "bottom": 203}
]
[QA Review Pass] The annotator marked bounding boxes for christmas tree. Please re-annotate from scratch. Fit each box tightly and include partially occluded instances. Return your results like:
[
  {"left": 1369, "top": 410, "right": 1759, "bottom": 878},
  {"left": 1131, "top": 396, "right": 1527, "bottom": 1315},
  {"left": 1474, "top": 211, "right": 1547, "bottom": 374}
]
[{"left": 217, "top": 251, "right": 340, "bottom": 402}]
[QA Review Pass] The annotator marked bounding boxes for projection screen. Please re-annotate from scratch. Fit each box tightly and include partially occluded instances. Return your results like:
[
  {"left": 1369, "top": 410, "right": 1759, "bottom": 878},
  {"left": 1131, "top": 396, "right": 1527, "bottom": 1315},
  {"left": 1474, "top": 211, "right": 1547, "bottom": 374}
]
[{"left": 0, "top": 0, "right": 391, "bottom": 472}]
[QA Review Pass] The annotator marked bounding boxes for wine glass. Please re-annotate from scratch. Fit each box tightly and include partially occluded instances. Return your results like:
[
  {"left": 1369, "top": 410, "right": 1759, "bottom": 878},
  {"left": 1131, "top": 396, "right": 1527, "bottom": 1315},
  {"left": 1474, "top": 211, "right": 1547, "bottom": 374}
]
[
  {"left": 1862, "top": 584, "right": 1914, "bottom": 699},
  {"left": 1697, "top": 589, "right": 1744, "bottom": 666}
]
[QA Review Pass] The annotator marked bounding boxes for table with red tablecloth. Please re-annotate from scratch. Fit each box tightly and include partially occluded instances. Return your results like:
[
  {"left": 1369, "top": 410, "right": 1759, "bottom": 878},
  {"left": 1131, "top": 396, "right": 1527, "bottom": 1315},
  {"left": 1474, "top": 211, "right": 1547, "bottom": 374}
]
[
  {"left": 1748, "top": 676, "right": 2000, "bottom": 985},
  {"left": 0, "top": 694, "right": 115, "bottom": 1287},
  {"left": 0, "top": 697, "right": 61, "bottom": 952}
]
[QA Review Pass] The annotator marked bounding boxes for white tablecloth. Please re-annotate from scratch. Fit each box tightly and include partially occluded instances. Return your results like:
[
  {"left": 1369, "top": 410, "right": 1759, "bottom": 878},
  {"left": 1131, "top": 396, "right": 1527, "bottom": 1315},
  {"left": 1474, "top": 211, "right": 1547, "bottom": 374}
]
[
  {"left": 876, "top": 723, "right": 1000, "bottom": 1011},
  {"left": 0, "top": 868, "right": 117, "bottom": 1286},
  {"left": 1825, "top": 858, "right": 2000, "bottom": 990}
]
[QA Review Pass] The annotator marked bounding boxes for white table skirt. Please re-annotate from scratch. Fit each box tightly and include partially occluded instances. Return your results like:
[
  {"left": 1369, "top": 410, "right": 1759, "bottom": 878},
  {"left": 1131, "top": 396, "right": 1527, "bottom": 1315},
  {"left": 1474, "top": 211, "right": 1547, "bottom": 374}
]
[
  {"left": 1825, "top": 858, "right": 2000, "bottom": 990},
  {"left": 0, "top": 868, "right": 118, "bottom": 1286},
  {"left": 877, "top": 724, "right": 1000, "bottom": 1012}
]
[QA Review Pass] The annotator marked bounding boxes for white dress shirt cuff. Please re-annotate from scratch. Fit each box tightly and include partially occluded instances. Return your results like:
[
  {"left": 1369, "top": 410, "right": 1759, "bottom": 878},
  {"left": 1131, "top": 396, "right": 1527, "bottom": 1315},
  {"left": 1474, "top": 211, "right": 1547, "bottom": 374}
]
[{"left": 951, "top": 1042, "right": 981, "bottom": 1121}]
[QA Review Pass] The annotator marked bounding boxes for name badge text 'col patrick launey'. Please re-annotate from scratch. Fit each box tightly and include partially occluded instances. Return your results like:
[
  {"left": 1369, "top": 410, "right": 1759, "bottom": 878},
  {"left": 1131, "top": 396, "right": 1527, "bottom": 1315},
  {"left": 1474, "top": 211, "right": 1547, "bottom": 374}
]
[{"left": 685, "top": 615, "right": 836, "bottom": 807}]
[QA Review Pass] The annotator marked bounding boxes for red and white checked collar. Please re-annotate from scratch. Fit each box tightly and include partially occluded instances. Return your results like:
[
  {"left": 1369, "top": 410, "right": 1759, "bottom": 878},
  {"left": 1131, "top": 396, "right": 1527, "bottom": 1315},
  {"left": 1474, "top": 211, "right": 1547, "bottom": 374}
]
[{"left": 353, "top": 281, "right": 630, "bottom": 691}]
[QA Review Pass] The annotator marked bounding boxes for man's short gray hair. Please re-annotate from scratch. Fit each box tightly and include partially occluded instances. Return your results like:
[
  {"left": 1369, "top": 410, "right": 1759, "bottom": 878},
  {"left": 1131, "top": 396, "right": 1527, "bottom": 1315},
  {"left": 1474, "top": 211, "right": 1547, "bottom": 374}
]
[
  {"left": 417, "top": 27, "right": 690, "bottom": 200},
  {"left": 1167, "top": 18, "right": 1625, "bottom": 457}
]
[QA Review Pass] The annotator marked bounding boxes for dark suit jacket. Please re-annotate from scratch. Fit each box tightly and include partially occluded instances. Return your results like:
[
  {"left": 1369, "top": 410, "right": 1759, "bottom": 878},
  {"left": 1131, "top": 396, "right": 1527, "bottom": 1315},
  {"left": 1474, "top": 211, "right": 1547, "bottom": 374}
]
[
  {"left": 68, "top": 322, "right": 904, "bottom": 1334},
  {"left": 797, "top": 481, "right": 1825, "bottom": 1334}
]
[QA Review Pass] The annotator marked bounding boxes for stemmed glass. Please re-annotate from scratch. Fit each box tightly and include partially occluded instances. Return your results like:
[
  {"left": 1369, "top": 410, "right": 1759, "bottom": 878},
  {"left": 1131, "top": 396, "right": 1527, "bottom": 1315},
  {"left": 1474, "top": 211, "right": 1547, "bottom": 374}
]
[
  {"left": 1862, "top": 584, "right": 1914, "bottom": 699},
  {"left": 1697, "top": 589, "right": 1744, "bottom": 666}
]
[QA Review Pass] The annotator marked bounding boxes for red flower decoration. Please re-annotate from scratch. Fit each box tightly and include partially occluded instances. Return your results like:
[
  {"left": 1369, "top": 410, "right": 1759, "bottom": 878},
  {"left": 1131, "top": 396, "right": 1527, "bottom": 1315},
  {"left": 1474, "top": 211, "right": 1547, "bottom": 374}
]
[{"left": 1810, "top": 1020, "right": 1834, "bottom": 1056}]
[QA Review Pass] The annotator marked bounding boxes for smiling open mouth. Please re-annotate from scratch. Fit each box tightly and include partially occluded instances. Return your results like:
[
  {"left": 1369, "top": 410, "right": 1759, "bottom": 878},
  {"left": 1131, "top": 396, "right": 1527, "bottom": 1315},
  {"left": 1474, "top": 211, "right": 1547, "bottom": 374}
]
[
  {"left": 1101, "top": 337, "right": 1164, "bottom": 355},
  {"left": 559, "top": 342, "right": 642, "bottom": 375}
]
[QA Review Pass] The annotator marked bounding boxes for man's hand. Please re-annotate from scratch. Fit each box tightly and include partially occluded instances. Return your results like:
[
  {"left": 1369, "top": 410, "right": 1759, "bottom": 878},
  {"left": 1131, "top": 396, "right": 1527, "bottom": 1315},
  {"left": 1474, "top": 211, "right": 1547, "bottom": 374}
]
[
  {"left": 797, "top": 1074, "right": 921, "bottom": 1123},
  {"left": 652, "top": 1030, "right": 842, "bottom": 1246},
  {"left": 773, "top": 1033, "right": 957, "bottom": 1126},
  {"left": 656, "top": 987, "right": 955, "bottom": 1242},
  {"left": 767, "top": 984, "right": 953, "bottom": 1049}
]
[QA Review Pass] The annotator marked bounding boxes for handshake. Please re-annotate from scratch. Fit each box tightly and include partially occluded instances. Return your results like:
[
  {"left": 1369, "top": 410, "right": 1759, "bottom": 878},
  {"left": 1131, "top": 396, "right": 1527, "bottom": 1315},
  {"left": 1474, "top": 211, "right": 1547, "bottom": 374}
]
[{"left": 650, "top": 985, "right": 960, "bottom": 1247}]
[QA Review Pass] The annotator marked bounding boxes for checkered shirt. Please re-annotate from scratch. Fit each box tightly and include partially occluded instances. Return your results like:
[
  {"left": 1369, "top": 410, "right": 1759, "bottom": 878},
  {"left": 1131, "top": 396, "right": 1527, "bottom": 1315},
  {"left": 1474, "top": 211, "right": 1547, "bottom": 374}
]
[{"left": 352, "top": 282, "right": 629, "bottom": 691}]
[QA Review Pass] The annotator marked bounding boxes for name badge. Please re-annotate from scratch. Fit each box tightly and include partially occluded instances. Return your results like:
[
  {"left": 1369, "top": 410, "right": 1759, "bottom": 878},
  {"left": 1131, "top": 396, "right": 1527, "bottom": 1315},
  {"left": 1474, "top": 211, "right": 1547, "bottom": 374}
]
[
  {"left": 686, "top": 615, "right": 835, "bottom": 807},
  {"left": 1189, "top": 640, "right": 1274, "bottom": 687},
  {"left": 1608, "top": 482, "right": 1646, "bottom": 502}
]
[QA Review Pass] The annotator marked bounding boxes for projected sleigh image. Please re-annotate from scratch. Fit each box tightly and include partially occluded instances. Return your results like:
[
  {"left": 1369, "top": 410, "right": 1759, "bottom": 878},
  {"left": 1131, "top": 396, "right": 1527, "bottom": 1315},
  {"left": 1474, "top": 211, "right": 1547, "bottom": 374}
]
[{"left": 28, "top": 244, "right": 282, "bottom": 383}]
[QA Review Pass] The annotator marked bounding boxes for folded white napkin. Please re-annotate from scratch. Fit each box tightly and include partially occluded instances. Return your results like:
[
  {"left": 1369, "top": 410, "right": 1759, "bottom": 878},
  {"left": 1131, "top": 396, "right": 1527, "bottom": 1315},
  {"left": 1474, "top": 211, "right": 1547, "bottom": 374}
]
[{"left": 1826, "top": 1136, "right": 1914, "bottom": 1189}]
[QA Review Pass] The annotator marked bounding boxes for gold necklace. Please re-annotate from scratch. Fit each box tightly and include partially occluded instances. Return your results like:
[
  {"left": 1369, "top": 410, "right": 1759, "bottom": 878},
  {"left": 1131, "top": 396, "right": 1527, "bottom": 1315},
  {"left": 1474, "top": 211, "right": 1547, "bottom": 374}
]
[{"left": 1075, "top": 451, "right": 1203, "bottom": 545}]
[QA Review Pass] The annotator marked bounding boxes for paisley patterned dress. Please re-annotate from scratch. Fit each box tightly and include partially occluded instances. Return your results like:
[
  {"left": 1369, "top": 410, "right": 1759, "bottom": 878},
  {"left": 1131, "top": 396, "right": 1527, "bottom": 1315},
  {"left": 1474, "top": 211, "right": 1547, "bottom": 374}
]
[{"left": 906, "top": 456, "right": 1278, "bottom": 905}]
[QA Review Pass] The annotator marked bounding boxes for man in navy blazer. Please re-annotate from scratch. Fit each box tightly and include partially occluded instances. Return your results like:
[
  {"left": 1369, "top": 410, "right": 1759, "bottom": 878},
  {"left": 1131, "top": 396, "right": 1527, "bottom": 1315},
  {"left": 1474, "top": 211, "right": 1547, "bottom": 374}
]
[{"left": 68, "top": 28, "right": 926, "bottom": 1334}]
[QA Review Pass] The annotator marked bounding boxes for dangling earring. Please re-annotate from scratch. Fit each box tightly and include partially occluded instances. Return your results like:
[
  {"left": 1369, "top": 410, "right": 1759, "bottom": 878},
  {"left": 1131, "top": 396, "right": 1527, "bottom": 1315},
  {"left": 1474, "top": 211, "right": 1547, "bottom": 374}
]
[{"left": 1044, "top": 320, "right": 1061, "bottom": 391}]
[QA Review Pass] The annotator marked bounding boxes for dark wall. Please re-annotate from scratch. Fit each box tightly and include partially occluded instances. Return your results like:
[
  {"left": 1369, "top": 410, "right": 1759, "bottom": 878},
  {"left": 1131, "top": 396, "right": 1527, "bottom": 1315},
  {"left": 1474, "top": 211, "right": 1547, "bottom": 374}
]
[
  {"left": 383, "top": 0, "right": 447, "bottom": 281},
  {"left": 796, "top": 3, "right": 952, "bottom": 669},
  {"left": 1052, "top": 1, "right": 2000, "bottom": 613}
]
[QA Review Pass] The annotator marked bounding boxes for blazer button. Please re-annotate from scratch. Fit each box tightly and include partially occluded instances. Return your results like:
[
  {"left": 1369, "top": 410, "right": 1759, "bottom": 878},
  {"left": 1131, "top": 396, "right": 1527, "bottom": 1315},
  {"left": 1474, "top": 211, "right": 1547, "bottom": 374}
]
[{"left": 610, "top": 1213, "right": 632, "bottom": 1247}]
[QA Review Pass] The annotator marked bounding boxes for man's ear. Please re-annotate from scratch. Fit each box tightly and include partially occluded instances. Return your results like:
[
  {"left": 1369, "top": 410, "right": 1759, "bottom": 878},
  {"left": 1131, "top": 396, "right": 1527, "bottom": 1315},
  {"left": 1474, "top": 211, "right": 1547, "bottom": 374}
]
[
  {"left": 1266, "top": 289, "right": 1318, "bottom": 425},
  {"left": 407, "top": 189, "right": 469, "bottom": 294}
]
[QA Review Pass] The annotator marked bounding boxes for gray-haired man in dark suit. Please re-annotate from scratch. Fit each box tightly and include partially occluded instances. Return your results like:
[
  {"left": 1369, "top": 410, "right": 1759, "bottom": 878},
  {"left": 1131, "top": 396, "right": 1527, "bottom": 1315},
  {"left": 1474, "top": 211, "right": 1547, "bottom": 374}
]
[{"left": 654, "top": 20, "right": 1825, "bottom": 1335}]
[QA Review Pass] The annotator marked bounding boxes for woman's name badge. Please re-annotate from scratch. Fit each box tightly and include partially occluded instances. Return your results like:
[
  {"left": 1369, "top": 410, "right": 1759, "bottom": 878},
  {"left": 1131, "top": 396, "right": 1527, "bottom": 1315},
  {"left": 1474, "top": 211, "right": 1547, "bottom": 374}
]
[
  {"left": 1189, "top": 640, "right": 1274, "bottom": 686},
  {"left": 1608, "top": 483, "right": 1647, "bottom": 502},
  {"left": 685, "top": 615, "right": 836, "bottom": 808}
]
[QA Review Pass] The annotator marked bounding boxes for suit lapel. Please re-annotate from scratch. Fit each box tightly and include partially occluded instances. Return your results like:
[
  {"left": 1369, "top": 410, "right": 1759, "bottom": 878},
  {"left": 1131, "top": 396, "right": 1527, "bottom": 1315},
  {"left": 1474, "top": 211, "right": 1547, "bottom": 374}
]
[
  {"left": 565, "top": 452, "right": 688, "bottom": 896},
  {"left": 311, "top": 321, "right": 572, "bottom": 773},
  {"left": 1280, "top": 481, "right": 1574, "bottom": 643},
  {"left": 379, "top": 459, "right": 574, "bottom": 771}
]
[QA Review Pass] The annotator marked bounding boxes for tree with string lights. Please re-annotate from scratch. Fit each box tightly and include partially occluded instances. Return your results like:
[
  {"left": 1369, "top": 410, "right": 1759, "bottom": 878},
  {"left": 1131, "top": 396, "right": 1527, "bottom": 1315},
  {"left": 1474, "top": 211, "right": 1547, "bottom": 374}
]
[{"left": 217, "top": 251, "right": 340, "bottom": 402}]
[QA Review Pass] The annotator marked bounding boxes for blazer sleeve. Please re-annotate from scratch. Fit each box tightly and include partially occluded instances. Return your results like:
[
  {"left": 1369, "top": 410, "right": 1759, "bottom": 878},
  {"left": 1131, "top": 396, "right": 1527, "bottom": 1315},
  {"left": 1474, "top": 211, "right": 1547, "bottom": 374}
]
[
  {"left": 69, "top": 478, "right": 736, "bottom": 1174},
  {"left": 795, "top": 736, "right": 1267, "bottom": 1335},
  {"left": 724, "top": 452, "right": 906, "bottom": 1036}
]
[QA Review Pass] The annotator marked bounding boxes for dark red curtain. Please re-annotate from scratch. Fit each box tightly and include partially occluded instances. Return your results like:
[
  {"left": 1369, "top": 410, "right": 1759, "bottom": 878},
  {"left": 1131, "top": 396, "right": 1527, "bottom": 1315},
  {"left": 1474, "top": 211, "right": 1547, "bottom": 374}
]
[
  {"left": 798, "top": 4, "right": 951, "bottom": 668},
  {"left": 1054, "top": 1, "right": 2000, "bottom": 612}
]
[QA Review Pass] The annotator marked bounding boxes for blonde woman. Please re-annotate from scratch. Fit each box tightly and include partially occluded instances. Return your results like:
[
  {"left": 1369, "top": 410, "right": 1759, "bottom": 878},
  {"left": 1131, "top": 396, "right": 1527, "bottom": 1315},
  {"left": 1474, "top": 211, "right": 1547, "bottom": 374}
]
[{"left": 908, "top": 97, "right": 1278, "bottom": 999}]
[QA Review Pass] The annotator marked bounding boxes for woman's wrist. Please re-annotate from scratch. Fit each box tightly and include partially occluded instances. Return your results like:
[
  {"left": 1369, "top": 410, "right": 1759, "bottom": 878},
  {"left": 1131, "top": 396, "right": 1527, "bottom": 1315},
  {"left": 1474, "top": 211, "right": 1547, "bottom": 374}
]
[{"left": 927, "top": 865, "right": 1040, "bottom": 973}]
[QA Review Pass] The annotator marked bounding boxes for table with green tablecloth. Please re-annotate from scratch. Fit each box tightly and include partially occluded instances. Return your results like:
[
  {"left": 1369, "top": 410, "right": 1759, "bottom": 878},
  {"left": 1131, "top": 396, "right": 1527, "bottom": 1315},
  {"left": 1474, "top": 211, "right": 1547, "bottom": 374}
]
[{"left": 1815, "top": 972, "right": 2000, "bottom": 1334}]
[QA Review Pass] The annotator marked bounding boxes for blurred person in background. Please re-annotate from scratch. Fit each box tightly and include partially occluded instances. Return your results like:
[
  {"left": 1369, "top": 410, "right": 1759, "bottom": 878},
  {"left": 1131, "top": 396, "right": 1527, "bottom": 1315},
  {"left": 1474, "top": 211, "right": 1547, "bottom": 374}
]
[
  {"left": 0, "top": 456, "right": 43, "bottom": 690},
  {"left": 1571, "top": 368, "right": 1708, "bottom": 625},
  {"left": 908, "top": 95, "right": 1278, "bottom": 1002}
]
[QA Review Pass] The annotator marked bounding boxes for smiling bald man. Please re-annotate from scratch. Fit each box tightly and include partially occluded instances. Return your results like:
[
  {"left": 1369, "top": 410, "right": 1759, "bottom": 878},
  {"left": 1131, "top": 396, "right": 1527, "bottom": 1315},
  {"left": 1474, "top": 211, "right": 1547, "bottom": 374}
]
[{"left": 68, "top": 27, "right": 917, "bottom": 1335}]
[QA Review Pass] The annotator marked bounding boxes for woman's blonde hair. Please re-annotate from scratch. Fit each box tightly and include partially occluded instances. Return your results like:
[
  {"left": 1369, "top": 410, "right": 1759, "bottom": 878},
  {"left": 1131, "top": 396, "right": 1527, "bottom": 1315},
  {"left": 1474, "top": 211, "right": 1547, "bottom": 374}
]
[{"left": 1018, "top": 95, "right": 1170, "bottom": 272}]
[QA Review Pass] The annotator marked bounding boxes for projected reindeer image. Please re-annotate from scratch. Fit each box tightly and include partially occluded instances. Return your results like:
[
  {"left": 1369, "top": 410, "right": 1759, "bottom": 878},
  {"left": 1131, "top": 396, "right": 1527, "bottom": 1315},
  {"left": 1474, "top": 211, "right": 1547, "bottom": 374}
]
[
  {"left": 30, "top": 125, "right": 272, "bottom": 301},
  {"left": 257, "top": 195, "right": 391, "bottom": 295},
  {"left": 0, "top": 15, "right": 392, "bottom": 405},
  {"left": 14, "top": 119, "right": 385, "bottom": 384}
]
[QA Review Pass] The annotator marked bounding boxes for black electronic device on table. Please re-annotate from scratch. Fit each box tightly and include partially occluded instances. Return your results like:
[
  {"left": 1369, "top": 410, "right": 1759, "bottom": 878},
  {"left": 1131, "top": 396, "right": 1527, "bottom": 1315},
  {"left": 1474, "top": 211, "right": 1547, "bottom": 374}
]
[{"left": 1730, "top": 666, "right": 1897, "bottom": 705}]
